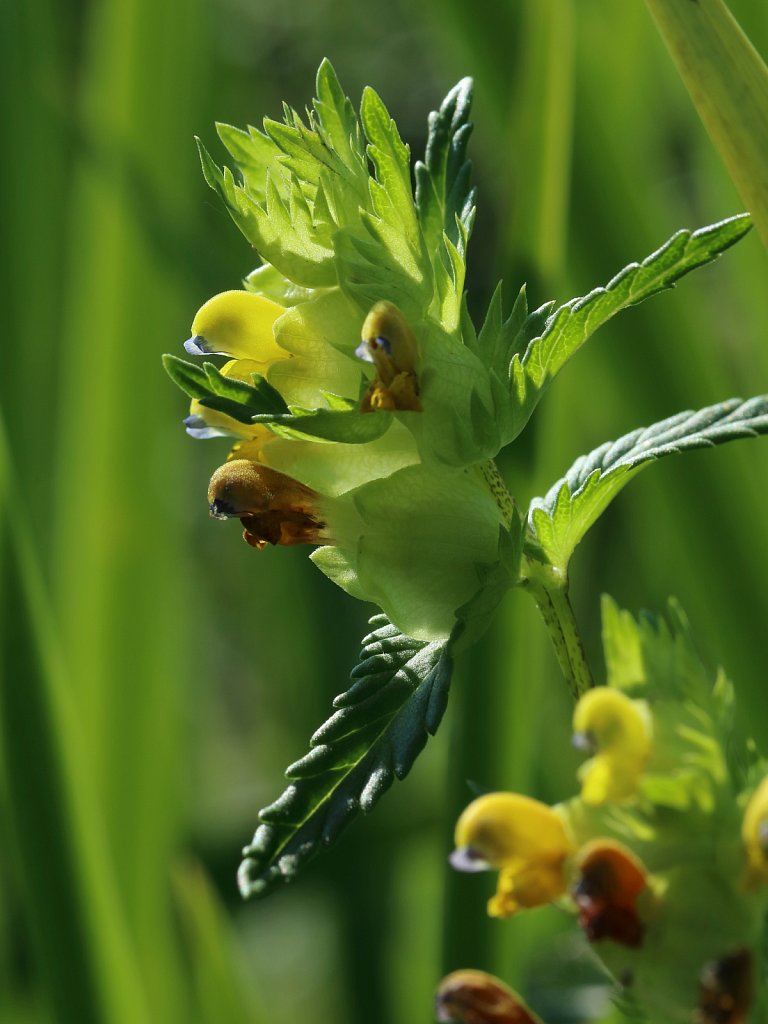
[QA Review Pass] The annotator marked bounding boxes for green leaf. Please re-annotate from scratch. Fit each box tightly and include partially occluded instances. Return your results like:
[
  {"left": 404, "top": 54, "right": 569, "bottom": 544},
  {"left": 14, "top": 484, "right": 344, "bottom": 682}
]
[
  {"left": 313, "top": 59, "right": 367, "bottom": 180},
  {"left": 195, "top": 137, "right": 238, "bottom": 211},
  {"left": 414, "top": 77, "right": 475, "bottom": 251},
  {"left": 413, "top": 78, "right": 475, "bottom": 336},
  {"left": 528, "top": 395, "right": 768, "bottom": 572},
  {"left": 511, "top": 214, "right": 752, "bottom": 436},
  {"left": 162, "top": 354, "right": 290, "bottom": 423},
  {"left": 202, "top": 362, "right": 289, "bottom": 416},
  {"left": 256, "top": 407, "right": 393, "bottom": 444},
  {"left": 238, "top": 615, "right": 452, "bottom": 899},
  {"left": 472, "top": 283, "right": 542, "bottom": 377},
  {"left": 360, "top": 86, "right": 419, "bottom": 242},
  {"left": 215, "top": 122, "right": 276, "bottom": 200},
  {"left": 599, "top": 597, "right": 731, "bottom": 808}
]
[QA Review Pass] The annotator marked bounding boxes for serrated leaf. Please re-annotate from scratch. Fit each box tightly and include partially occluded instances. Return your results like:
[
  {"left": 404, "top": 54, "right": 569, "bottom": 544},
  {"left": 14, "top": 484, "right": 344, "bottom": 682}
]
[
  {"left": 202, "top": 362, "right": 289, "bottom": 416},
  {"left": 472, "top": 283, "right": 531, "bottom": 374},
  {"left": 196, "top": 137, "right": 237, "bottom": 210},
  {"left": 511, "top": 215, "right": 752, "bottom": 436},
  {"left": 163, "top": 353, "right": 253, "bottom": 422},
  {"left": 238, "top": 615, "right": 452, "bottom": 899},
  {"left": 527, "top": 395, "right": 768, "bottom": 572},
  {"left": 360, "top": 86, "right": 423, "bottom": 263},
  {"left": 215, "top": 122, "right": 276, "bottom": 199},
  {"left": 313, "top": 59, "right": 367, "bottom": 180},
  {"left": 163, "top": 354, "right": 290, "bottom": 424},
  {"left": 414, "top": 77, "right": 474, "bottom": 250}
]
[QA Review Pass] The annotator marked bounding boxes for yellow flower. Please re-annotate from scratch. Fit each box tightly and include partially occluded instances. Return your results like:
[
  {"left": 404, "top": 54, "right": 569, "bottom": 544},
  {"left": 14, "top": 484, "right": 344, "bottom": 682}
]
[
  {"left": 185, "top": 290, "right": 287, "bottom": 364},
  {"left": 451, "top": 793, "right": 573, "bottom": 917},
  {"left": 572, "top": 687, "right": 651, "bottom": 804}
]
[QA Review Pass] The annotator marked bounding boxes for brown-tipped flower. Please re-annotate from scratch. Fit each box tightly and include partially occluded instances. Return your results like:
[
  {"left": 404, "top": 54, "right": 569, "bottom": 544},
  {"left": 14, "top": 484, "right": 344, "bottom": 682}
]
[
  {"left": 698, "top": 948, "right": 752, "bottom": 1024},
  {"left": 435, "top": 970, "right": 543, "bottom": 1024},
  {"left": 356, "top": 301, "right": 423, "bottom": 412},
  {"left": 207, "top": 460, "right": 332, "bottom": 549},
  {"left": 572, "top": 840, "right": 648, "bottom": 948}
]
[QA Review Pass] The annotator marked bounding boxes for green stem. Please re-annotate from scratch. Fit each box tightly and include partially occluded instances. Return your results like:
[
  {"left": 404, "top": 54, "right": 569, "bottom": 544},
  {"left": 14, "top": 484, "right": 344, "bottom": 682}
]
[
  {"left": 480, "top": 460, "right": 516, "bottom": 526},
  {"left": 643, "top": 0, "right": 768, "bottom": 247},
  {"left": 524, "top": 571, "right": 593, "bottom": 700}
]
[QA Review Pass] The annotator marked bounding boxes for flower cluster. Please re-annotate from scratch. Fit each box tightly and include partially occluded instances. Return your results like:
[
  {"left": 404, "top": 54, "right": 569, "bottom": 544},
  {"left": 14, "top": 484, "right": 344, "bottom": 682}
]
[
  {"left": 165, "top": 62, "right": 521, "bottom": 642},
  {"left": 447, "top": 598, "right": 768, "bottom": 1023}
]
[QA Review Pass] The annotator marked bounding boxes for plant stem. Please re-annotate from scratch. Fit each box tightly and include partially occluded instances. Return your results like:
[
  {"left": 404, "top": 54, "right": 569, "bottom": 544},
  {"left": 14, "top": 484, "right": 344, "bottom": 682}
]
[
  {"left": 480, "top": 460, "right": 516, "bottom": 526},
  {"left": 523, "top": 570, "right": 593, "bottom": 700}
]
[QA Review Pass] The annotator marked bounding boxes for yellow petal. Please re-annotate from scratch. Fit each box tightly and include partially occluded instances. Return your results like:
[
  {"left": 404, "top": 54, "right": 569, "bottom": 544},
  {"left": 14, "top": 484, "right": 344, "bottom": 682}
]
[
  {"left": 453, "top": 793, "right": 572, "bottom": 917},
  {"left": 573, "top": 688, "right": 651, "bottom": 805},
  {"left": 190, "top": 290, "right": 287, "bottom": 364}
]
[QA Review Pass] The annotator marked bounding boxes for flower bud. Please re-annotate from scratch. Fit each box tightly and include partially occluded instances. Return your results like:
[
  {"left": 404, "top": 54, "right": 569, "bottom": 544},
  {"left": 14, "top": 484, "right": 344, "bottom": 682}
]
[{"left": 435, "top": 970, "right": 543, "bottom": 1024}]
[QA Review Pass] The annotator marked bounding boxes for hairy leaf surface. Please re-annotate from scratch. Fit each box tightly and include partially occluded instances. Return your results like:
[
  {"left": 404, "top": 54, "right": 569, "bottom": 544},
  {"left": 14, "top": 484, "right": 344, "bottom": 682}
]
[
  {"left": 508, "top": 215, "right": 752, "bottom": 438},
  {"left": 528, "top": 396, "right": 768, "bottom": 571},
  {"left": 238, "top": 616, "right": 452, "bottom": 898}
]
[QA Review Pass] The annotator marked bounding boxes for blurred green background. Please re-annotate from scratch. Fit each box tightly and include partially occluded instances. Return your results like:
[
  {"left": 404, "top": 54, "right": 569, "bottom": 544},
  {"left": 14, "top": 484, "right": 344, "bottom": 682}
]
[{"left": 1, "top": 1, "right": 767, "bottom": 1022}]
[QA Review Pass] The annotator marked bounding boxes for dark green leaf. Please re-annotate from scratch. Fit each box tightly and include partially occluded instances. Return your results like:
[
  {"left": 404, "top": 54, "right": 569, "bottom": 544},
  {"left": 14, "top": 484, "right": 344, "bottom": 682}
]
[
  {"left": 238, "top": 616, "right": 452, "bottom": 899},
  {"left": 414, "top": 77, "right": 475, "bottom": 250},
  {"left": 528, "top": 395, "right": 768, "bottom": 572},
  {"left": 202, "top": 362, "right": 289, "bottom": 416},
  {"left": 163, "top": 354, "right": 290, "bottom": 424}
]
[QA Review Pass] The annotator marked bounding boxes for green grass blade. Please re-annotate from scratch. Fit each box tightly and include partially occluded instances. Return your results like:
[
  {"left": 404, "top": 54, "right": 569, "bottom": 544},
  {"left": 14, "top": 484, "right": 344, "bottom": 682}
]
[
  {"left": 0, "top": 414, "right": 150, "bottom": 1024},
  {"left": 644, "top": 0, "right": 768, "bottom": 247}
]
